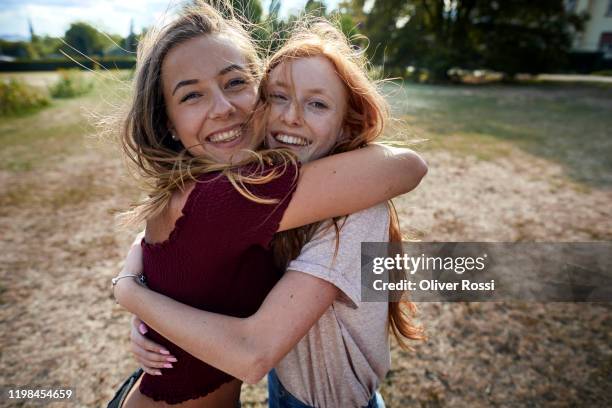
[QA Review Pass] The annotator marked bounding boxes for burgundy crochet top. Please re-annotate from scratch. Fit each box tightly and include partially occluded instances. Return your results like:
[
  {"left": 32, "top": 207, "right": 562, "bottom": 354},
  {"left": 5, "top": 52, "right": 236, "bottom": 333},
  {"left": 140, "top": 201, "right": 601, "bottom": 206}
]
[{"left": 138, "top": 162, "right": 298, "bottom": 404}]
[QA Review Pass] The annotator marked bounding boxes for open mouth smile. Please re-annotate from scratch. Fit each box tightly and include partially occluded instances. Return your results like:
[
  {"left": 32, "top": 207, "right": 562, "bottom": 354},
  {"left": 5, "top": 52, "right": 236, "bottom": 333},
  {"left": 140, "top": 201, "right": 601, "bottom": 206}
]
[
  {"left": 206, "top": 126, "right": 243, "bottom": 144},
  {"left": 271, "top": 132, "right": 310, "bottom": 147}
]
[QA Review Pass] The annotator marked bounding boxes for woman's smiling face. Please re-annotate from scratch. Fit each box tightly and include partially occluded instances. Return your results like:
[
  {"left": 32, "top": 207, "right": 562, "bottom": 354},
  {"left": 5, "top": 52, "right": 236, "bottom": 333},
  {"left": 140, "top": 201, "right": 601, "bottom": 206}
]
[
  {"left": 265, "top": 56, "right": 348, "bottom": 163},
  {"left": 162, "top": 34, "right": 258, "bottom": 163}
]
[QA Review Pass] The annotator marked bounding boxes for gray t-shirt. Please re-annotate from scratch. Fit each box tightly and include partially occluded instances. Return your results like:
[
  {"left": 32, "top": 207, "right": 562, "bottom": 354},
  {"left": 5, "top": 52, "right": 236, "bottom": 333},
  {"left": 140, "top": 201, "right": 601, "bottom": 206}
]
[{"left": 274, "top": 203, "right": 391, "bottom": 408}]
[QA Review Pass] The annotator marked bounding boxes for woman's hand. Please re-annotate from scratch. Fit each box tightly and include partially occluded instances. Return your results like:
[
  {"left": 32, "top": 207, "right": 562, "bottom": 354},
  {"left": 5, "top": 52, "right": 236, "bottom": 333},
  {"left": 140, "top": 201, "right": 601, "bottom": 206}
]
[{"left": 130, "top": 315, "right": 177, "bottom": 376}]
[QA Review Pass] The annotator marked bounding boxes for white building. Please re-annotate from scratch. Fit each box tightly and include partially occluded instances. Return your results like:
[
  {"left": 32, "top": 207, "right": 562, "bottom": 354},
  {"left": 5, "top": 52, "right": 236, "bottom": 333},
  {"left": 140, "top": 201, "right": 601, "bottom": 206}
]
[{"left": 568, "top": 0, "right": 612, "bottom": 58}]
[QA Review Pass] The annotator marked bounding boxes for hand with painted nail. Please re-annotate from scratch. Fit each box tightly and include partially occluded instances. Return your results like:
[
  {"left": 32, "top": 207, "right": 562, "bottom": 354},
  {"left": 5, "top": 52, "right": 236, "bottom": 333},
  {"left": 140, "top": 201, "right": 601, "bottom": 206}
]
[{"left": 129, "top": 315, "right": 177, "bottom": 376}]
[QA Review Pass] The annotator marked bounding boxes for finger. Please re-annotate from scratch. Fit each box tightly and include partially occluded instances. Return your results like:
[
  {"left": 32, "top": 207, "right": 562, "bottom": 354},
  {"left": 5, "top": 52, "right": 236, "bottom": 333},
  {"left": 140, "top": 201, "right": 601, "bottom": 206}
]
[
  {"left": 140, "top": 365, "right": 162, "bottom": 376},
  {"left": 135, "top": 356, "right": 174, "bottom": 369},
  {"left": 130, "top": 341, "right": 175, "bottom": 362},
  {"left": 130, "top": 327, "right": 170, "bottom": 355},
  {"left": 131, "top": 316, "right": 148, "bottom": 335},
  {"left": 131, "top": 343, "right": 177, "bottom": 364}
]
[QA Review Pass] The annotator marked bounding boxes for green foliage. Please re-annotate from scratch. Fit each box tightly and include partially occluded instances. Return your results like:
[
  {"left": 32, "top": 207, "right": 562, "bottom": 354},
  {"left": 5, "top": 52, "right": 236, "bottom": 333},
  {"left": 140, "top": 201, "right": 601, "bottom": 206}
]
[
  {"left": 0, "top": 78, "right": 50, "bottom": 116},
  {"left": 305, "top": 0, "right": 327, "bottom": 17},
  {"left": 63, "top": 22, "right": 114, "bottom": 57},
  {"left": 591, "top": 70, "right": 612, "bottom": 77},
  {"left": 0, "top": 0, "right": 592, "bottom": 82},
  {"left": 122, "top": 19, "right": 139, "bottom": 54},
  {"left": 0, "top": 40, "right": 39, "bottom": 59},
  {"left": 31, "top": 35, "right": 63, "bottom": 58},
  {"left": 49, "top": 69, "right": 93, "bottom": 98},
  {"left": 361, "top": 0, "right": 588, "bottom": 81},
  {"left": 231, "top": 0, "right": 263, "bottom": 23}
]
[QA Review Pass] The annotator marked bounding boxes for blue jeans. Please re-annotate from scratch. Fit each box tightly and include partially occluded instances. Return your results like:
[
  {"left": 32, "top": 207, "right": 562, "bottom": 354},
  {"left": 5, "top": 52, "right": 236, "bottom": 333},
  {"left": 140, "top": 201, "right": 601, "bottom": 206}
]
[{"left": 268, "top": 369, "right": 385, "bottom": 408}]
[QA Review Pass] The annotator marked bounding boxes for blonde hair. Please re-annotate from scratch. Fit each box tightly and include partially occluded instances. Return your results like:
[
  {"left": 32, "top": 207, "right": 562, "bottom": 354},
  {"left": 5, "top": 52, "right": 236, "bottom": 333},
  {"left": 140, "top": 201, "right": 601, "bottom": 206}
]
[
  {"left": 119, "top": 0, "right": 296, "bottom": 226},
  {"left": 265, "top": 19, "right": 425, "bottom": 350}
]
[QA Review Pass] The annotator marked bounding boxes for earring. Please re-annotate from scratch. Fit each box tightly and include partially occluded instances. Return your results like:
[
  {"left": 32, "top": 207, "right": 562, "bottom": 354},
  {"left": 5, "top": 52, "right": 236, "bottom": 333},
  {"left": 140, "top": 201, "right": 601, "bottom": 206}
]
[{"left": 171, "top": 132, "right": 178, "bottom": 141}]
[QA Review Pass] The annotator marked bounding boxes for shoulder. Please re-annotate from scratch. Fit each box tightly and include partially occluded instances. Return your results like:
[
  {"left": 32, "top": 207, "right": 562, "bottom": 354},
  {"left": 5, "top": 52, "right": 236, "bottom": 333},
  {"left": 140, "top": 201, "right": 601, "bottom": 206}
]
[
  {"left": 304, "top": 203, "right": 390, "bottom": 246},
  {"left": 170, "top": 182, "right": 197, "bottom": 212},
  {"left": 334, "top": 203, "right": 390, "bottom": 242},
  {"left": 344, "top": 203, "right": 390, "bottom": 227}
]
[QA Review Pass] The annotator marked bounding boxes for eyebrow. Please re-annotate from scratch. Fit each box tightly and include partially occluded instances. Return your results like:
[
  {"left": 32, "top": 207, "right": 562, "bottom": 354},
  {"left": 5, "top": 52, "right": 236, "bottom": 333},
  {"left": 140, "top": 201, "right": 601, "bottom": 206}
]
[
  {"left": 219, "top": 64, "right": 246, "bottom": 76},
  {"left": 172, "top": 64, "right": 247, "bottom": 96},
  {"left": 172, "top": 79, "right": 198, "bottom": 96},
  {"left": 270, "top": 81, "right": 330, "bottom": 98}
]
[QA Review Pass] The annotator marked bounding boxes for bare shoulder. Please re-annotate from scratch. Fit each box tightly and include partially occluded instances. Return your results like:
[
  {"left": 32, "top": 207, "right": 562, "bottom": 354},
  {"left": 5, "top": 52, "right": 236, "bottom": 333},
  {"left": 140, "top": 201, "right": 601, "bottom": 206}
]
[
  {"left": 145, "top": 181, "right": 197, "bottom": 244},
  {"left": 169, "top": 181, "right": 197, "bottom": 214}
]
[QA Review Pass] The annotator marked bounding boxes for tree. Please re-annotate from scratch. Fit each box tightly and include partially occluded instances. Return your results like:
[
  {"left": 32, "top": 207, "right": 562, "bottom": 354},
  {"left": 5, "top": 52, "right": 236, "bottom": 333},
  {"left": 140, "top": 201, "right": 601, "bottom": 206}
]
[
  {"left": 362, "top": 0, "right": 587, "bottom": 80},
  {"left": 470, "top": 0, "right": 587, "bottom": 75},
  {"left": 231, "top": 0, "right": 263, "bottom": 24},
  {"left": 122, "top": 18, "right": 139, "bottom": 53},
  {"left": 0, "top": 40, "right": 38, "bottom": 59},
  {"left": 328, "top": 1, "right": 365, "bottom": 45},
  {"left": 63, "top": 22, "right": 109, "bottom": 57},
  {"left": 32, "top": 35, "right": 63, "bottom": 58},
  {"left": 305, "top": 0, "right": 327, "bottom": 17},
  {"left": 263, "top": 0, "right": 287, "bottom": 53}
]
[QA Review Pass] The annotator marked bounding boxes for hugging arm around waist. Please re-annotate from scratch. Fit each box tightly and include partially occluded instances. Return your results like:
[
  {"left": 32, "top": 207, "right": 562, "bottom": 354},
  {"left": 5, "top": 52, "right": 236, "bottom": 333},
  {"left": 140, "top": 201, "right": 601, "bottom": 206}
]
[{"left": 115, "top": 249, "right": 338, "bottom": 385}]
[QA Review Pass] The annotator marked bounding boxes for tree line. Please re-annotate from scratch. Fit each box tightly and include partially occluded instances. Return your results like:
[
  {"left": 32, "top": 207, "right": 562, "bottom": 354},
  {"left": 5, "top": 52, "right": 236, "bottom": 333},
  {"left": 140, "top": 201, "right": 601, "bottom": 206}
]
[{"left": 0, "top": 0, "right": 589, "bottom": 80}]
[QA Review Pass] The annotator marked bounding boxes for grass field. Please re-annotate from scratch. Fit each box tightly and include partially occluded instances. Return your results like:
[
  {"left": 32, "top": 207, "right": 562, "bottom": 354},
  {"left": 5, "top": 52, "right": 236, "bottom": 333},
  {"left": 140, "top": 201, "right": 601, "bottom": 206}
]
[
  {"left": 384, "top": 82, "right": 612, "bottom": 187},
  {"left": 1, "top": 72, "right": 610, "bottom": 407}
]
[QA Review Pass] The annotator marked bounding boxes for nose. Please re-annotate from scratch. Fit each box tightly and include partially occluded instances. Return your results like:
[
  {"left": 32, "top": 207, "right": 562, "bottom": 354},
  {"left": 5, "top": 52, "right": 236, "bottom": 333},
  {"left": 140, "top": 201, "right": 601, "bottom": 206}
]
[
  {"left": 280, "top": 102, "right": 302, "bottom": 127},
  {"left": 208, "top": 90, "right": 235, "bottom": 120}
]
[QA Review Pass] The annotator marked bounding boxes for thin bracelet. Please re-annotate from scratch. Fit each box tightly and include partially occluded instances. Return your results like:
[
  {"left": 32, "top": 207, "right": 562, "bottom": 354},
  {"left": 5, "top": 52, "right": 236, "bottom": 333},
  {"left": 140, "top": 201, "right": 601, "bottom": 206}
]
[
  {"left": 111, "top": 274, "right": 147, "bottom": 287},
  {"left": 112, "top": 274, "right": 136, "bottom": 286},
  {"left": 111, "top": 274, "right": 146, "bottom": 304}
]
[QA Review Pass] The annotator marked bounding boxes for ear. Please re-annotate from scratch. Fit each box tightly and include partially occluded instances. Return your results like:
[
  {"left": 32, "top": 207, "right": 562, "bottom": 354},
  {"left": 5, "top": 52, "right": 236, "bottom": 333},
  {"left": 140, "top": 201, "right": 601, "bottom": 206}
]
[{"left": 167, "top": 119, "right": 175, "bottom": 134}]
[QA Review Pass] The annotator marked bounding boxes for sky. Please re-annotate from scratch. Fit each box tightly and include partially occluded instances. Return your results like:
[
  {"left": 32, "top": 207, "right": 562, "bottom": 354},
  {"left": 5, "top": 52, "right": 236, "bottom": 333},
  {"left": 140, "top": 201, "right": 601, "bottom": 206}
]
[{"left": 0, "top": 0, "right": 341, "bottom": 39}]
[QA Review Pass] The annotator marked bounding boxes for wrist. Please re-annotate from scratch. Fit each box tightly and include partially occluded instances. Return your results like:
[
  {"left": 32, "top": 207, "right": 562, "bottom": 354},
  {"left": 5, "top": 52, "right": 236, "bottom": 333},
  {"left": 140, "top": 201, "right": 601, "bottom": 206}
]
[{"left": 113, "top": 275, "right": 140, "bottom": 307}]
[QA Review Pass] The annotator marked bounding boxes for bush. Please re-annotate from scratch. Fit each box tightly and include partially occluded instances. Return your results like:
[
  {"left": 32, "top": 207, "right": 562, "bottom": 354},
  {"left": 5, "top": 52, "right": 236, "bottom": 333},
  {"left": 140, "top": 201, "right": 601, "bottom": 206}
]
[
  {"left": 49, "top": 69, "right": 93, "bottom": 98},
  {"left": 590, "top": 70, "right": 612, "bottom": 77},
  {"left": 0, "top": 78, "right": 50, "bottom": 116}
]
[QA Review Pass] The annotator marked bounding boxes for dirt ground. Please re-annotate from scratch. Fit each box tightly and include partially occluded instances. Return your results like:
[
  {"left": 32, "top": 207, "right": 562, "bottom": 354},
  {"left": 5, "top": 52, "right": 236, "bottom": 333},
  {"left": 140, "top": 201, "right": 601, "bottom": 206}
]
[{"left": 0, "top": 83, "right": 611, "bottom": 407}]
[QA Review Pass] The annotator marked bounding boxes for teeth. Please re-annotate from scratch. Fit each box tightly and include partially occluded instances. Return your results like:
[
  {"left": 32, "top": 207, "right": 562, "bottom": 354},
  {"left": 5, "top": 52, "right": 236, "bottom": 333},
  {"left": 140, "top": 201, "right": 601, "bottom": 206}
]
[
  {"left": 275, "top": 134, "right": 309, "bottom": 146},
  {"left": 209, "top": 128, "right": 240, "bottom": 143}
]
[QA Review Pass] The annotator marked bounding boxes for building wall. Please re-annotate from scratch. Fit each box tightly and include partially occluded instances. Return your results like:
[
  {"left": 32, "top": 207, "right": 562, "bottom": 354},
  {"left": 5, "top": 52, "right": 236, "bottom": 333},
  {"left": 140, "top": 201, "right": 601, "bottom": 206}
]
[{"left": 572, "top": 0, "right": 612, "bottom": 52}]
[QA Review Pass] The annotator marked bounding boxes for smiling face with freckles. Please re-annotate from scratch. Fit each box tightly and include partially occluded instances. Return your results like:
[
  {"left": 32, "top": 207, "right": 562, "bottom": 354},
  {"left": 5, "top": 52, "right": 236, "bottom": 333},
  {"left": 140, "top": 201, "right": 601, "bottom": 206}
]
[
  {"left": 265, "top": 56, "right": 348, "bottom": 163},
  {"left": 162, "top": 34, "right": 258, "bottom": 163}
]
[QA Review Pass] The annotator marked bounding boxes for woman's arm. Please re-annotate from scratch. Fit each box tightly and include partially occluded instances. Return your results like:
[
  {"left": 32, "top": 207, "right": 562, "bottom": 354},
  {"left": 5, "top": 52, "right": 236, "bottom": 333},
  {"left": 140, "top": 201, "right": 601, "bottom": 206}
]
[
  {"left": 278, "top": 144, "right": 427, "bottom": 232},
  {"left": 114, "top": 245, "right": 338, "bottom": 384}
]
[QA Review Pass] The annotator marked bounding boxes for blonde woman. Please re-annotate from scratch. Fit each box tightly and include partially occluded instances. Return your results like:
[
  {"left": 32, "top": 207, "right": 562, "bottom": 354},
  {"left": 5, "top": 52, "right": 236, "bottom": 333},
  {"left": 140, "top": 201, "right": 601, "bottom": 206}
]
[
  {"left": 109, "top": 3, "right": 426, "bottom": 408},
  {"left": 115, "top": 16, "right": 426, "bottom": 408}
]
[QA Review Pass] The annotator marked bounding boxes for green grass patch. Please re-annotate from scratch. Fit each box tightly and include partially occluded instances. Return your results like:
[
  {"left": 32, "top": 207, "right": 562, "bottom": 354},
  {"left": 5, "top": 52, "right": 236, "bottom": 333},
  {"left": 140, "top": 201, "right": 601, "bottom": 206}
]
[
  {"left": 0, "top": 77, "right": 50, "bottom": 116},
  {"left": 49, "top": 69, "right": 94, "bottom": 98},
  {"left": 0, "top": 70, "right": 130, "bottom": 173}
]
